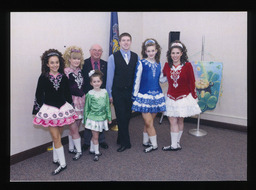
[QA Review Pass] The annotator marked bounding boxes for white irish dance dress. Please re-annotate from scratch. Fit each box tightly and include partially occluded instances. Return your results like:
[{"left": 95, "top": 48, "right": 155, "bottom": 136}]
[{"left": 161, "top": 62, "right": 201, "bottom": 117}]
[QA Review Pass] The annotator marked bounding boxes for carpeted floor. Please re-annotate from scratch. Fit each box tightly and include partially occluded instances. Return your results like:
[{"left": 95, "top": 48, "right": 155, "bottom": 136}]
[{"left": 10, "top": 115, "right": 247, "bottom": 181}]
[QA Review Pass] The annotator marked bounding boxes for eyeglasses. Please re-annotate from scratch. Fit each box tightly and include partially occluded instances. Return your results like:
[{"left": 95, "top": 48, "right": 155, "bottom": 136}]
[{"left": 90, "top": 49, "right": 103, "bottom": 53}]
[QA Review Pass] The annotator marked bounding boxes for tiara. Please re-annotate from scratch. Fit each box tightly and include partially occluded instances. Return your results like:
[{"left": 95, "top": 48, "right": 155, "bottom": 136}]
[
  {"left": 145, "top": 39, "right": 155, "bottom": 46},
  {"left": 47, "top": 52, "right": 60, "bottom": 57},
  {"left": 171, "top": 42, "right": 183, "bottom": 48},
  {"left": 71, "top": 49, "right": 81, "bottom": 53},
  {"left": 88, "top": 70, "right": 95, "bottom": 77}
]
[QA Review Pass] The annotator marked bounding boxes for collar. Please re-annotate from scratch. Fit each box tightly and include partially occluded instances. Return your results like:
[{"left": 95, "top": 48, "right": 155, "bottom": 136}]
[
  {"left": 120, "top": 49, "right": 131, "bottom": 57},
  {"left": 90, "top": 57, "right": 100, "bottom": 64}
]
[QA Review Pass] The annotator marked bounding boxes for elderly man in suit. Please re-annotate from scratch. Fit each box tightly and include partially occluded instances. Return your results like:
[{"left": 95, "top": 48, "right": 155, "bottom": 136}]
[{"left": 82, "top": 44, "right": 109, "bottom": 151}]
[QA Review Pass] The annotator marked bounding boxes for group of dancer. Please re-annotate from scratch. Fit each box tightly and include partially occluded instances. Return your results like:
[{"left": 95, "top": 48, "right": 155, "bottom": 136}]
[{"left": 32, "top": 32, "right": 201, "bottom": 175}]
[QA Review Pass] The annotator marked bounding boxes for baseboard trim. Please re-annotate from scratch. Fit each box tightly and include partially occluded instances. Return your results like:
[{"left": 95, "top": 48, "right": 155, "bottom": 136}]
[{"left": 10, "top": 112, "right": 246, "bottom": 165}]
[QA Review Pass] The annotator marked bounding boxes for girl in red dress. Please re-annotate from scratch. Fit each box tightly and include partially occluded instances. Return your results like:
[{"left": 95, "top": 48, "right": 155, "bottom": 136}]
[{"left": 161, "top": 40, "right": 201, "bottom": 151}]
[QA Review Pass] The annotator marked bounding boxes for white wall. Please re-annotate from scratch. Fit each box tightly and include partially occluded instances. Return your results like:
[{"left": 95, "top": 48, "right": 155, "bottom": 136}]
[
  {"left": 141, "top": 12, "right": 247, "bottom": 126},
  {"left": 10, "top": 12, "right": 247, "bottom": 156}
]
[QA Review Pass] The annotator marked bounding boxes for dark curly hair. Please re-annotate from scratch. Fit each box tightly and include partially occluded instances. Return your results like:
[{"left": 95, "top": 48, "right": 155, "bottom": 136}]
[
  {"left": 141, "top": 38, "right": 161, "bottom": 63},
  {"left": 166, "top": 40, "right": 188, "bottom": 68},
  {"left": 40, "top": 49, "right": 65, "bottom": 77}
]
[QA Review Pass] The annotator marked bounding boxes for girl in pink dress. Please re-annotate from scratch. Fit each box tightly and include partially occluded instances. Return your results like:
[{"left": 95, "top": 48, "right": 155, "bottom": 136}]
[
  {"left": 32, "top": 49, "right": 78, "bottom": 175},
  {"left": 63, "top": 46, "right": 85, "bottom": 161}
]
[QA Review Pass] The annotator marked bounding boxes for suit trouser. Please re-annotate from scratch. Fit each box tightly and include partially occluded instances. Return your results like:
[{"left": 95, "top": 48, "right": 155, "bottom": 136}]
[{"left": 112, "top": 88, "right": 133, "bottom": 147}]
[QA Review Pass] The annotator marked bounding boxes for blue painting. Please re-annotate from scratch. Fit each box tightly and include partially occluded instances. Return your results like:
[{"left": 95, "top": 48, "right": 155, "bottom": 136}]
[{"left": 191, "top": 61, "right": 223, "bottom": 113}]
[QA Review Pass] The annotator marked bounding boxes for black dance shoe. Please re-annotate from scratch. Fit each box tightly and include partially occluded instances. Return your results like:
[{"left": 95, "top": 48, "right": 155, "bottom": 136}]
[
  {"left": 93, "top": 153, "right": 102, "bottom": 161},
  {"left": 162, "top": 145, "right": 179, "bottom": 151},
  {"left": 72, "top": 152, "right": 82, "bottom": 161},
  {"left": 144, "top": 146, "right": 158, "bottom": 153},
  {"left": 52, "top": 165, "right": 67, "bottom": 175}
]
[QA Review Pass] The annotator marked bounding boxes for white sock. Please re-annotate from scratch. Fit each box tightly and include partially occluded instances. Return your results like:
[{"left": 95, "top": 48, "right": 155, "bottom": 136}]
[
  {"left": 73, "top": 138, "right": 82, "bottom": 153},
  {"left": 68, "top": 135, "right": 74, "bottom": 151},
  {"left": 94, "top": 144, "right": 100, "bottom": 154},
  {"left": 143, "top": 132, "right": 149, "bottom": 144},
  {"left": 177, "top": 131, "right": 183, "bottom": 144},
  {"left": 171, "top": 132, "right": 179, "bottom": 148},
  {"left": 149, "top": 135, "right": 158, "bottom": 149},
  {"left": 52, "top": 142, "right": 58, "bottom": 163},
  {"left": 90, "top": 140, "right": 94, "bottom": 152},
  {"left": 55, "top": 146, "right": 66, "bottom": 167}
]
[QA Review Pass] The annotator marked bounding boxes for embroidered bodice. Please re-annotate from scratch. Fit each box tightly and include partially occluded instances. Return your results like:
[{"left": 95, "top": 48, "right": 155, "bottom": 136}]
[
  {"left": 133, "top": 59, "right": 163, "bottom": 97},
  {"left": 84, "top": 89, "right": 112, "bottom": 122},
  {"left": 64, "top": 67, "right": 85, "bottom": 97},
  {"left": 32, "top": 73, "right": 73, "bottom": 114},
  {"left": 162, "top": 62, "right": 197, "bottom": 101}
]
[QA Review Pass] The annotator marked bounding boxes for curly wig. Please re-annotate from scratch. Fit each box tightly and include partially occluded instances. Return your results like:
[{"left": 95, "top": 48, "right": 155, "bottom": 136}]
[
  {"left": 63, "top": 46, "right": 84, "bottom": 69},
  {"left": 141, "top": 38, "right": 161, "bottom": 63},
  {"left": 166, "top": 40, "right": 189, "bottom": 68},
  {"left": 41, "top": 49, "right": 65, "bottom": 77}
]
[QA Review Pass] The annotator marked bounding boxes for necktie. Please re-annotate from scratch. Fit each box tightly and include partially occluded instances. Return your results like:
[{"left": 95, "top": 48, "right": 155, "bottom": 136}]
[
  {"left": 124, "top": 53, "right": 129, "bottom": 64},
  {"left": 94, "top": 62, "right": 99, "bottom": 70}
]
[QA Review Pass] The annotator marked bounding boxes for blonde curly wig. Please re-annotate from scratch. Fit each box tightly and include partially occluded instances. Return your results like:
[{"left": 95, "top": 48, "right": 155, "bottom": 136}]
[{"left": 63, "top": 46, "right": 84, "bottom": 69}]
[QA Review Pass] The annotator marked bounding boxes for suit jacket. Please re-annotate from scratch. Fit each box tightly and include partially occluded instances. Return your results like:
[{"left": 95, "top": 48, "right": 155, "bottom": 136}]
[{"left": 82, "top": 57, "right": 107, "bottom": 94}]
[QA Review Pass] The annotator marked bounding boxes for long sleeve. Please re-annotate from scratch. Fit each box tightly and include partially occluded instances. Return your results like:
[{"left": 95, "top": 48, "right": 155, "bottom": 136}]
[
  {"left": 106, "top": 54, "right": 115, "bottom": 98},
  {"left": 32, "top": 75, "right": 45, "bottom": 115},
  {"left": 83, "top": 93, "right": 91, "bottom": 122},
  {"left": 132, "top": 60, "right": 143, "bottom": 98},
  {"left": 63, "top": 75, "right": 73, "bottom": 106},
  {"left": 186, "top": 62, "right": 198, "bottom": 99},
  {"left": 105, "top": 92, "right": 112, "bottom": 121}
]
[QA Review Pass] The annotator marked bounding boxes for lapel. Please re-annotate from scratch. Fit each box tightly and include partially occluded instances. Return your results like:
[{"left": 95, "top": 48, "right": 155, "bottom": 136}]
[
  {"left": 88, "top": 57, "right": 93, "bottom": 71},
  {"left": 100, "top": 59, "right": 105, "bottom": 71}
]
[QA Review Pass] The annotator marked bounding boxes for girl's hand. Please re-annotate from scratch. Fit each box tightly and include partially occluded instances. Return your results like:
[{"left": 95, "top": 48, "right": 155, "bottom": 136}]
[{"left": 108, "top": 121, "right": 112, "bottom": 124}]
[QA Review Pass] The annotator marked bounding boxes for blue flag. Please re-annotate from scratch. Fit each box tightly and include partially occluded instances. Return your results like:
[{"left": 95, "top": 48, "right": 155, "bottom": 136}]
[{"left": 109, "top": 12, "right": 120, "bottom": 55}]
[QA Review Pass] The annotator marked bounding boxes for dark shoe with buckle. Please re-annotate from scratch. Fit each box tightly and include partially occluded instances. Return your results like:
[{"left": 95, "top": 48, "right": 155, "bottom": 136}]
[{"left": 117, "top": 145, "right": 131, "bottom": 152}]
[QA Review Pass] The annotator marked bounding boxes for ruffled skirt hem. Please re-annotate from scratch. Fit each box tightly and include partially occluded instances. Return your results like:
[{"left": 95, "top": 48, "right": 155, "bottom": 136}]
[
  {"left": 85, "top": 119, "right": 109, "bottom": 132},
  {"left": 33, "top": 102, "right": 78, "bottom": 127},
  {"left": 132, "top": 92, "right": 166, "bottom": 113},
  {"left": 164, "top": 93, "right": 201, "bottom": 118}
]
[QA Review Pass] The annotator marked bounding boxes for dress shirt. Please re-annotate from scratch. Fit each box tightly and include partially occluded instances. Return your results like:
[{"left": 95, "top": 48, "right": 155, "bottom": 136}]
[{"left": 90, "top": 58, "right": 100, "bottom": 70}]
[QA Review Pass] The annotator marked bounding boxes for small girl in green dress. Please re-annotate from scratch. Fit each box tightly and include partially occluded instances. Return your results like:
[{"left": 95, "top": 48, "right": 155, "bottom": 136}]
[{"left": 84, "top": 70, "right": 112, "bottom": 161}]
